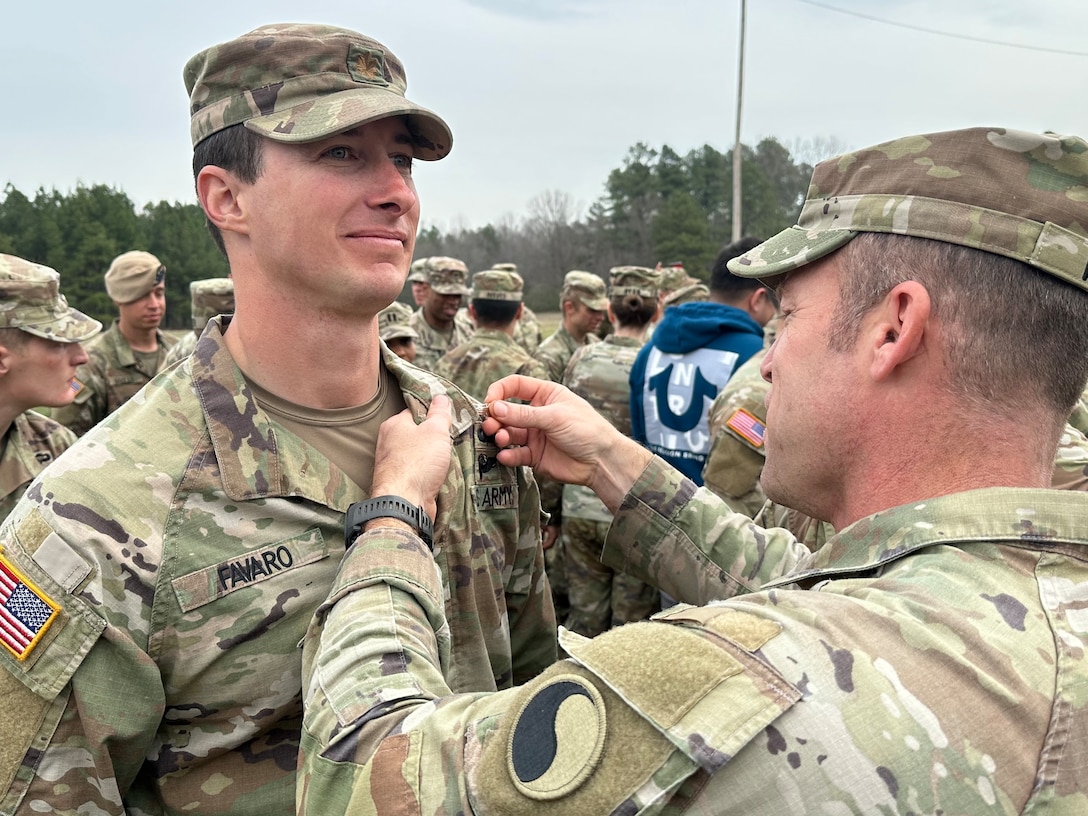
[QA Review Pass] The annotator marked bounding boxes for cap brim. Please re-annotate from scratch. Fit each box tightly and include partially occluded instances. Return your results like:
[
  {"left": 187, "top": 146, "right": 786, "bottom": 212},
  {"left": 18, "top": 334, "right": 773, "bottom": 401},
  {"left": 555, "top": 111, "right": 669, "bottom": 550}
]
[
  {"left": 431, "top": 286, "right": 471, "bottom": 296},
  {"left": 581, "top": 297, "right": 609, "bottom": 311},
  {"left": 245, "top": 87, "right": 452, "bottom": 160},
  {"left": 727, "top": 225, "right": 859, "bottom": 286},
  {"left": 20, "top": 310, "right": 102, "bottom": 343}
]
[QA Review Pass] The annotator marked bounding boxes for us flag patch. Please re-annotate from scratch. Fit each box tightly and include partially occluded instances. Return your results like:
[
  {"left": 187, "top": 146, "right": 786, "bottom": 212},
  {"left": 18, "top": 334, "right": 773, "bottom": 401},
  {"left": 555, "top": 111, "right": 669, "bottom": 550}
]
[
  {"left": 726, "top": 408, "right": 766, "bottom": 448},
  {"left": 0, "top": 552, "right": 59, "bottom": 661},
  {"left": 69, "top": 378, "right": 84, "bottom": 395}
]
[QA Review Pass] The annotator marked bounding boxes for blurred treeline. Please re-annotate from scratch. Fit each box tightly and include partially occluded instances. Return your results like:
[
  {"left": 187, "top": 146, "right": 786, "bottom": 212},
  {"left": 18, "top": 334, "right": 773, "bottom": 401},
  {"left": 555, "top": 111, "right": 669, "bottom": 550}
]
[{"left": 0, "top": 136, "right": 826, "bottom": 324}]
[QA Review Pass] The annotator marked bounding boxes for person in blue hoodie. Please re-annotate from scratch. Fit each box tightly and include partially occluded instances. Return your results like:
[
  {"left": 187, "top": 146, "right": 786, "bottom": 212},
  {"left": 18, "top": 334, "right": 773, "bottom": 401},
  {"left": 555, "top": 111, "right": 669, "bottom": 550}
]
[{"left": 629, "top": 237, "right": 777, "bottom": 483}]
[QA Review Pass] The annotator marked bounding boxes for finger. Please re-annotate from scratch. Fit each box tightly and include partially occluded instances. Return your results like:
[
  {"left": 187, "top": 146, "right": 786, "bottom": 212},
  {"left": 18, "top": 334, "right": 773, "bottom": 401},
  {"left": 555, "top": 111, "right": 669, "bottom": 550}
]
[
  {"left": 484, "top": 375, "right": 557, "bottom": 406},
  {"left": 426, "top": 393, "right": 453, "bottom": 430},
  {"left": 492, "top": 426, "right": 529, "bottom": 448},
  {"left": 496, "top": 446, "right": 534, "bottom": 469}
]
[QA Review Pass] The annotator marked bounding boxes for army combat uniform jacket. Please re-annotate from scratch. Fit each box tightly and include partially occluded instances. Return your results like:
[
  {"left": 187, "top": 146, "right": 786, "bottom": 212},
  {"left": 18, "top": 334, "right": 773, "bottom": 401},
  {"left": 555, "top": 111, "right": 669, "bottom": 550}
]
[
  {"left": 0, "top": 412, "right": 75, "bottom": 523},
  {"left": 408, "top": 307, "right": 474, "bottom": 372},
  {"left": 52, "top": 319, "right": 176, "bottom": 436},
  {"left": 534, "top": 324, "right": 597, "bottom": 384},
  {"left": 298, "top": 455, "right": 1088, "bottom": 814},
  {"left": 0, "top": 318, "right": 555, "bottom": 815},
  {"left": 433, "top": 328, "right": 550, "bottom": 402}
]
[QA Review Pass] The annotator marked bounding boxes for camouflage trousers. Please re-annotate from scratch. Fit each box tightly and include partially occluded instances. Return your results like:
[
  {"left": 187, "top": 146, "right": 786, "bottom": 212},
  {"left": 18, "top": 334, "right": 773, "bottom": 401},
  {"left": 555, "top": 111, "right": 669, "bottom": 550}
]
[{"left": 562, "top": 516, "right": 659, "bottom": 638}]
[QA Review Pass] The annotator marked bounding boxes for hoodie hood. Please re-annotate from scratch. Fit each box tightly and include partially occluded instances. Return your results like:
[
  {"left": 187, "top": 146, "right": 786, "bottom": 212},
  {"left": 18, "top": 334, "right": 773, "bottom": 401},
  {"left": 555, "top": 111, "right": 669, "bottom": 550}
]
[{"left": 651, "top": 301, "right": 763, "bottom": 354}]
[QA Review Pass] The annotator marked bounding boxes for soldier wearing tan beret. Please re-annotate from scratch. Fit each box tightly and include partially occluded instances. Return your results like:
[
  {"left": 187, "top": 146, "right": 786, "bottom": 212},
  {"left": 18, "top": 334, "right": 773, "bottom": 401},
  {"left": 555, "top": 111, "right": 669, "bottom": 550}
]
[{"left": 52, "top": 249, "right": 175, "bottom": 435}]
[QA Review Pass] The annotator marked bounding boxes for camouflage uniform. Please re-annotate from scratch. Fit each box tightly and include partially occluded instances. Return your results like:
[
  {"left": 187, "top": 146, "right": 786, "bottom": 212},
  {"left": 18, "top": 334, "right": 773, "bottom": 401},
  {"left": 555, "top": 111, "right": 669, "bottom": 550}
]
[
  {"left": 702, "top": 348, "right": 769, "bottom": 516},
  {"left": 0, "top": 319, "right": 555, "bottom": 814},
  {"left": 533, "top": 271, "right": 609, "bottom": 620},
  {"left": 514, "top": 303, "right": 543, "bottom": 354},
  {"left": 52, "top": 319, "right": 176, "bottom": 436},
  {"left": 0, "top": 412, "right": 75, "bottom": 523},
  {"left": 433, "top": 270, "right": 549, "bottom": 401},
  {"left": 297, "top": 454, "right": 1088, "bottom": 815},
  {"left": 0, "top": 257, "right": 99, "bottom": 522},
  {"left": 489, "top": 264, "right": 543, "bottom": 354},
  {"left": 561, "top": 334, "right": 658, "bottom": 636},
  {"left": 163, "top": 277, "right": 235, "bottom": 367},
  {"left": 434, "top": 329, "right": 549, "bottom": 401},
  {"left": 409, "top": 259, "right": 475, "bottom": 371},
  {"left": 295, "top": 127, "right": 1088, "bottom": 814},
  {"left": 1070, "top": 383, "right": 1088, "bottom": 437}
]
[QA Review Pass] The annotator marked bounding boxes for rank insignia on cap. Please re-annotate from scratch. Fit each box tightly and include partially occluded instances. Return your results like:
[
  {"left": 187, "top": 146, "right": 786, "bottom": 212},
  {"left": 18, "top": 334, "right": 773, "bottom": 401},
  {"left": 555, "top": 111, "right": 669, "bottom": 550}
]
[
  {"left": 507, "top": 675, "right": 607, "bottom": 800},
  {"left": 726, "top": 408, "right": 766, "bottom": 448},
  {"left": 0, "top": 552, "right": 59, "bottom": 661}
]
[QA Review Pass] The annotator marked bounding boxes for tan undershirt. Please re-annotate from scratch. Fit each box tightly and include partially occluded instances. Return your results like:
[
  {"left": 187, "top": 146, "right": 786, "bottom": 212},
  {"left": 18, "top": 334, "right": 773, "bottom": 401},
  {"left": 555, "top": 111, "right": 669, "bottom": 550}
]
[
  {"left": 133, "top": 347, "right": 165, "bottom": 378},
  {"left": 248, "top": 363, "right": 406, "bottom": 494}
]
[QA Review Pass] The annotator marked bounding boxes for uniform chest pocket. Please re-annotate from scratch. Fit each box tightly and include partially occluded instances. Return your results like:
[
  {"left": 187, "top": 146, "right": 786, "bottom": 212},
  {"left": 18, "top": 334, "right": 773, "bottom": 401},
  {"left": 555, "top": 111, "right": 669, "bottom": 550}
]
[{"left": 170, "top": 528, "right": 330, "bottom": 613}]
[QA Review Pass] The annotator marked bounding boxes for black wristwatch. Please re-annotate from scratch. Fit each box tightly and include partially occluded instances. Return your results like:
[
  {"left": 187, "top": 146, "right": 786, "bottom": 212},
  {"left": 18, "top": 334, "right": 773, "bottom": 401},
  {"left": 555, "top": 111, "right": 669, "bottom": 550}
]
[{"left": 344, "top": 495, "right": 434, "bottom": 550}]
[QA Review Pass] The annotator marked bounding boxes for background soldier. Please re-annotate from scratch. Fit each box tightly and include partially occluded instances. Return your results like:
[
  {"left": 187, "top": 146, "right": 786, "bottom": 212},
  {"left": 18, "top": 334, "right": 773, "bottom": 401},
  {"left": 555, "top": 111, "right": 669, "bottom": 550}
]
[
  {"left": 629, "top": 237, "right": 776, "bottom": 484},
  {"left": 560, "top": 265, "right": 660, "bottom": 637},
  {"left": 408, "top": 256, "right": 474, "bottom": 370},
  {"left": 489, "top": 262, "right": 543, "bottom": 354},
  {"left": 377, "top": 300, "right": 419, "bottom": 363},
  {"left": 434, "top": 267, "right": 549, "bottom": 401},
  {"left": 163, "top": 277, "right": 235, "bottom": 366},
  {"left": 533, "top": 268, "right": 610, "bottom": 619},
  {"left": 0, "top": 255, "right": 100, "bottom": 521},
  {"left": 53, "top": 250, "right": 175, "bottom": 435},
  {"left": 406, "top": 257, "right": 429, "bottom": 307}
]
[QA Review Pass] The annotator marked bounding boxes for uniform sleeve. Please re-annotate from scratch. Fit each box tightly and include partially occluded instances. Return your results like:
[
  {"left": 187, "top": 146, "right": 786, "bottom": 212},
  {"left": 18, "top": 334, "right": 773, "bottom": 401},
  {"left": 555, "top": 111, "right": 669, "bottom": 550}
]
[
  {"left": 602, "top": 456, "right": 811, "bottom": 605},
  {"left": 50, "top": 360, "right": 105, "bottom": 438},
  {"left": 701, "top": 396, "right": 767, "bottom": 516},
  {"left": 298, "top": 526, "right": 799, "bottom": 816},
  {"left": 0, "top": 511, "right": 163, "bottom": 815}
]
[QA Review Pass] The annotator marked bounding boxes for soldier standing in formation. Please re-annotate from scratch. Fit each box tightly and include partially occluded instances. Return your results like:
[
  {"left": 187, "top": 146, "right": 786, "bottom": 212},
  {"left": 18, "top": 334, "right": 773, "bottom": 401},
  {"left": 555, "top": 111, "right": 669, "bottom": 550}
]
[
  {"left": 560, "top": 265, "right": 660, "bottom": 637},
  {"left": 408, "top": 256, "right": 474, "bottom": 370},
  {"left": 0, "top": 255, "right": 100, "bottom": 522},
  {"left": 434, "top": 268, "right": 549, "bottom": 401},
  {"left": 163, "top": 277, "right": 235, "bottom": 366},
  {"left": 489, "top": 262, "right": 543, "bottom": 354},
  {"left": 53, "top": 250, "right": 175, "bottom": 435}
]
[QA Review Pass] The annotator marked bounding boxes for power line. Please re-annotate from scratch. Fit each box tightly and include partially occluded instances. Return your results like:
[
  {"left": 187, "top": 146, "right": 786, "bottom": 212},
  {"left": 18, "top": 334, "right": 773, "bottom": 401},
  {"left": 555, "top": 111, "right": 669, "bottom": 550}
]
[{"left": 794, "top": 0, "right": 1088, "bottom": 57}]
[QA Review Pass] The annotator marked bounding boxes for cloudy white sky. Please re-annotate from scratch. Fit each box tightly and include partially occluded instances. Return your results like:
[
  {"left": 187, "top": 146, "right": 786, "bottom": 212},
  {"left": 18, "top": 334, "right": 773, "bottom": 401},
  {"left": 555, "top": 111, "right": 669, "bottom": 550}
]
[{"left": 4, "top": 0, "right": 1087, "bottom": 231}]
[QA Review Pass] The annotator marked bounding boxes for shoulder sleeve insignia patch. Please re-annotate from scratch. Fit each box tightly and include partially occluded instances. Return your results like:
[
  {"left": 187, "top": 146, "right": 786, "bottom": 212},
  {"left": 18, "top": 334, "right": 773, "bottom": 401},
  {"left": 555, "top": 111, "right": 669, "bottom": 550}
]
[
  {"left": 0, "top": 551, "right": 60, "bottom": 661},
  {"left": 507, "top": 674, "right": 607, "bottom": 800},
  {"left": 726, "top": 408, "right": 766, "bottom": 448}
]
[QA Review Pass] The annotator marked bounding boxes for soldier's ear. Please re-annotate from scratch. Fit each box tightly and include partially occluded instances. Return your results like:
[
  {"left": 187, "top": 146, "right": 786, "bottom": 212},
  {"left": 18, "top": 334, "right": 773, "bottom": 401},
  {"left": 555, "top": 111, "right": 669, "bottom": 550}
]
[
  {"left": 197, "top": 166, "right": 249, "bottom": 239},
  {"left": 0, "top": 345, "right": 13, "bottom": 377}
]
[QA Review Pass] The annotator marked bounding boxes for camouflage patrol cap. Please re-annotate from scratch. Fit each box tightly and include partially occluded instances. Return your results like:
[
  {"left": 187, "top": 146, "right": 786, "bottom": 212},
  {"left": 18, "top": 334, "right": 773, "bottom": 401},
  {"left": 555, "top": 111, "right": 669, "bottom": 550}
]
[
  {"left": 424, "top": 257, "right": 471, "bottom": 295},
  {"left": 662, "top": 281, "right": 710, "bottom": 307},
  {"left": 184, "top": 23, "right": 452, "bottom": 159},
  {"left": 728, "top": 127, "right": 1088, "bottom": 293},
  {"left": 610, "top": 266, "right": 661, "bottom": 299},
  {"left": 104, "top": 251, "right": 166, "bottom": 304},
  {"left": 407, "top": 258, "right": 429, "bottom": 284},
  {"left": 472, "top": 269, "right": 524, "bottom": 302},
  {"left": 0, "top": 254, "right": 101, "bottom": 343},
  {"left": 560, "top": 270, "right": 608, "bottom": 311},
  {"left": 658, "top": 263, "right": 691, "bottom": 293},
  {"left": 490, "top": 262, "right": 518, "bottom": 272},
  {"left": 189, "top": 277, "right": 235, "bottom": 330},
  {"left": 377, "top": 301, "right": 418, "bottom": 342}
]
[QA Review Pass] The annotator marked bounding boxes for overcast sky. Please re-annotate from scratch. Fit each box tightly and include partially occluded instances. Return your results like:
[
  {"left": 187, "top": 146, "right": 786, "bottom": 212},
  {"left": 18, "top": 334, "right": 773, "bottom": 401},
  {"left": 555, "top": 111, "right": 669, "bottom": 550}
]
[{"left": 4, "top": 0, "right": 1087, "bottom": 232}]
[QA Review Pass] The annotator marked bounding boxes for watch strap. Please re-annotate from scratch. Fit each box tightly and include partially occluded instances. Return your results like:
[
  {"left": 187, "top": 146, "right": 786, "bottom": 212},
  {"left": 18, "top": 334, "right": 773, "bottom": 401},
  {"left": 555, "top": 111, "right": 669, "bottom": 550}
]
[{"left": 345, "top": 495, "right": 434, "bottom": 550}]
